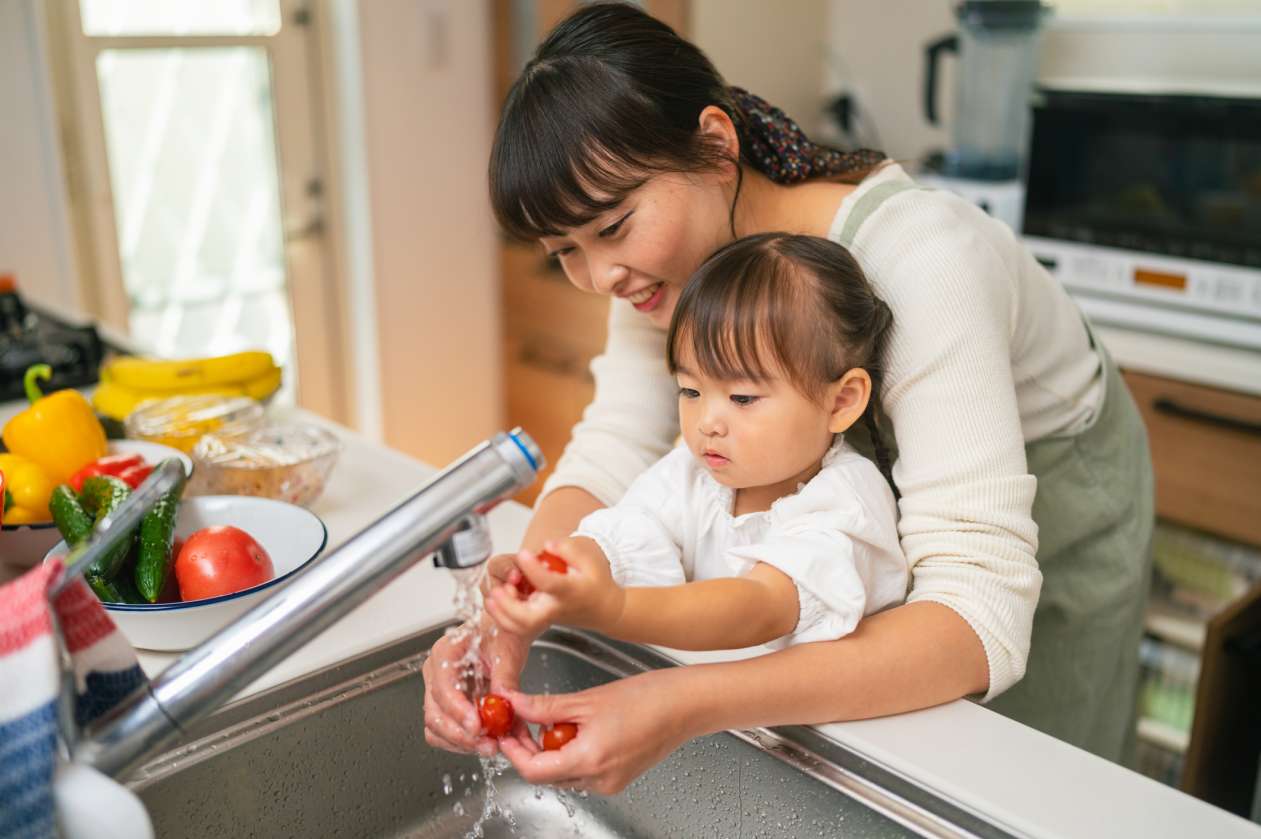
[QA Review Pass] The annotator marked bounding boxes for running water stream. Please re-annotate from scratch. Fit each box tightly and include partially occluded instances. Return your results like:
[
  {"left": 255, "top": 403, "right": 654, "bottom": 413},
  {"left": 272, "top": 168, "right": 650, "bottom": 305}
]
[{"left": 440, "top": 566, "right": 518, "bottom": 837}]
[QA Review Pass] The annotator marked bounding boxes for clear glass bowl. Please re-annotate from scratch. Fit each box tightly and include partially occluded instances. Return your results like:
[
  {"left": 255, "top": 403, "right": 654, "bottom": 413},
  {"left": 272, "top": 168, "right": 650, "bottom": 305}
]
[
  {"left": 189, "top": 423, "right": 341, "bottom": 507},
  {"left": 124, "top": 395, "right": 265, "bottom": 453}
]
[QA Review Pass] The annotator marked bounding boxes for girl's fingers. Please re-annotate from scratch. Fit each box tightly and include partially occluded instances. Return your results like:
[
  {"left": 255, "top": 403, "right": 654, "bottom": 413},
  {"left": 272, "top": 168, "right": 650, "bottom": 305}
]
[{"left": 486, "top": 589, "right": 533, "bottom": 636}]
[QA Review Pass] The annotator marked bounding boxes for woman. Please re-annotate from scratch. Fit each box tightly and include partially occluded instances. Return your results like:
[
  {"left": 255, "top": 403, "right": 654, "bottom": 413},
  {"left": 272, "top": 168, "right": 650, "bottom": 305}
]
[{"left": 422, "top": 2, "right": 1154, "bottom": 793}]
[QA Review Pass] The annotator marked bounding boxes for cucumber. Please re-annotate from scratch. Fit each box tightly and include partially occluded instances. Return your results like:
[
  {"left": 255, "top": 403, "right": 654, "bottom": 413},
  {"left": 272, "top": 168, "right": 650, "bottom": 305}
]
[
  {"left": 79, "top": 474, "right": 132, "bottom": 518},
  {"left": 134, "top": 459, "right": 186, "bottom": 603},
  {"left": 86, "top": 571, "right": 145, "bottom": 605},
  {"left": 79, "top": 475, "right": 134, "bottom": 581},
  {"left": 50, "top": 484, "right": 94, "bottom": 546}
]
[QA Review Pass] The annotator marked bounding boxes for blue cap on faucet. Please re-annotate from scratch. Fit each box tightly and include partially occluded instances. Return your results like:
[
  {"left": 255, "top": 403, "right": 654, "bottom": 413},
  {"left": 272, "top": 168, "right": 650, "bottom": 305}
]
[{"left": 508, "top": 429, "right": 540, "bottom": 471}]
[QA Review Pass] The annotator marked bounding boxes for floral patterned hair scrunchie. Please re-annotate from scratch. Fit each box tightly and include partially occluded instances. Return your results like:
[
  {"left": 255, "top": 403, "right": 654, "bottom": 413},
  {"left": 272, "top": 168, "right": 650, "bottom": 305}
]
[{"left": 730, "top": 86, "right": 885, "bottom": 184}]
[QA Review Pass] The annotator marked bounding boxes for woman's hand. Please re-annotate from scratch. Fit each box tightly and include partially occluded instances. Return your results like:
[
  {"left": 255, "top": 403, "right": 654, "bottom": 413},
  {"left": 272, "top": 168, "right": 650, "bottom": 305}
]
[
  {"left": 497, "top": 667, "right": 697, "bottom": 795},
  {"left": 421, "top": 614, "right": 538, "bottom": 757},
  {"left": 485, "top": 538, "right": 626, "bottom": 637}
]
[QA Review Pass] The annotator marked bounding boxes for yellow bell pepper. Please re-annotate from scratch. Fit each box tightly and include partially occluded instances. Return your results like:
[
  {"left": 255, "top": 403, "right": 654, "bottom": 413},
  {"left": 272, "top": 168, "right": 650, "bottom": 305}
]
[
  {"left": 2, "top": 364, "right": 107, "bottom": 484},
  {"left": 0, "top": 453, "right": 55, "bottom": 524}
]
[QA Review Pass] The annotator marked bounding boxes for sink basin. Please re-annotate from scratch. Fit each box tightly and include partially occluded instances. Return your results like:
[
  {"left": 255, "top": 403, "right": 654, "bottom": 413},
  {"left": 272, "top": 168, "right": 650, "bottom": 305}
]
[{"left": 125, "top": 626, "right": 1017, "bottom": 838}]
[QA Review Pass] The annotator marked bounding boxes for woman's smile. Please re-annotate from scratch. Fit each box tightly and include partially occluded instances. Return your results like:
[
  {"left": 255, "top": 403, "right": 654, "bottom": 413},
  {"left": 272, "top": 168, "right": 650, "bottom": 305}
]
[{"left": 626, "top": 282, "right": 666, "bottom": 312}]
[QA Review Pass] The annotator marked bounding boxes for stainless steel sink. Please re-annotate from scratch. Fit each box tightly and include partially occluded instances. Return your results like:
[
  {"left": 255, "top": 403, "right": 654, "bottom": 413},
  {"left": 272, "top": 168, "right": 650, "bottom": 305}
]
[{"left": 125, "top": 626, "right": 1020, "bottom": 838}]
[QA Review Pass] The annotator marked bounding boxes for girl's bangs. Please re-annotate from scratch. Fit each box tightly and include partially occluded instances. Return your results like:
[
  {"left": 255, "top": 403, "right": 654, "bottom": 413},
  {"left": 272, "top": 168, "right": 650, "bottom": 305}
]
[
  {"left": 670, "top": 250, "right": 793, "bottom": 385},
  {"left": 668, "top": 240, "right": 830, "bottom": 401}
]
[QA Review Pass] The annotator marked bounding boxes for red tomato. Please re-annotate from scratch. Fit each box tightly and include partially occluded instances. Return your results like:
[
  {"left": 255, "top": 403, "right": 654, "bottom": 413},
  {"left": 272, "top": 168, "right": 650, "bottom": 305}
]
[
  {"left": 174, "top": 526, "right": 274, "bottom": 601},
  {"left": 478, "top": 693, "right": 514, "bottom": 738},
  {"left": 541, "top": 722, "right": 578, "bottom": 751},
  {"left": 513, "top": 550, "right": 569, "bottom": 597}
]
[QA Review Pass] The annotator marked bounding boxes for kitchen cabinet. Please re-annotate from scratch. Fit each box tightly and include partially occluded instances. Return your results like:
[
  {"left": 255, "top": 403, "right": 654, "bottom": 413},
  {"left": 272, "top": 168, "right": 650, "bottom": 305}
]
[
  {"left": 1122, "top": 368, "right": 1261, "bottom": 815},
  {"left": 493, "top": 0, "right": 688, "bottom": 504}
]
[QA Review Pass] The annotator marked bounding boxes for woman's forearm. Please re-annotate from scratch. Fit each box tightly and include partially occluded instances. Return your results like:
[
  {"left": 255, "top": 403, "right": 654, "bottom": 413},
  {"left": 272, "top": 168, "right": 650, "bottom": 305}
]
[
  {"left": 520, "top": 486, "right": 605, "bottom": 551},
  {"left": 673, "top": 601, "right": 990, "bottom": 736}
]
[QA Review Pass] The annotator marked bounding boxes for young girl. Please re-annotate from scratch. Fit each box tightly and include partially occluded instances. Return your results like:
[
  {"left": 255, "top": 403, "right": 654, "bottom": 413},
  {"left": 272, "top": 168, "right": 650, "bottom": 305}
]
[{"left": 484, "top": 233, "right": 908, "bottom": 651}]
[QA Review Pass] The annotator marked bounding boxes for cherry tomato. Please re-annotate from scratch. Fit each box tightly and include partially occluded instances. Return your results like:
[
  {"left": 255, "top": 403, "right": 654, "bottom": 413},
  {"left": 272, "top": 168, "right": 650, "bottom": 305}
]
[
  {"left": 478, "top": 693, "right": 514, "bottom": 738},
  {"left": 541, "top": 722, "right": 578, "bottom": 751},
  {"left": 174, "top": 525, "right": 274, "bottom": 601},
  {"left": 513, "top": 550, "right": 569, "bottom": 597}
]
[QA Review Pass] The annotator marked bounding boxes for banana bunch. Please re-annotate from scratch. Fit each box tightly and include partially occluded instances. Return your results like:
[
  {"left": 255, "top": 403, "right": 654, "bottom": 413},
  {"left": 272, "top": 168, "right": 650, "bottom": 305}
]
[{"left": 93, "top": 351, "right": 282, "bottom": 421}]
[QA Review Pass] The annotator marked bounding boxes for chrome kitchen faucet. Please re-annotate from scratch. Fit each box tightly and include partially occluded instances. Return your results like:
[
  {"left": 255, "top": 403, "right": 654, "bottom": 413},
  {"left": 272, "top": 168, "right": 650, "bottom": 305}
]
[{"left": 53, "top": 429, "right": 543, "bottom": 779}]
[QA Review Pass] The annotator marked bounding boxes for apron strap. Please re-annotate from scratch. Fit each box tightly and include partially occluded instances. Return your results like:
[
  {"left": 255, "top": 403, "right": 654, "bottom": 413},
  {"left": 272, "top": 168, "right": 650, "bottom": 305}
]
[{"left": 835, "top": 180, "right": 920, "bottom": 248}]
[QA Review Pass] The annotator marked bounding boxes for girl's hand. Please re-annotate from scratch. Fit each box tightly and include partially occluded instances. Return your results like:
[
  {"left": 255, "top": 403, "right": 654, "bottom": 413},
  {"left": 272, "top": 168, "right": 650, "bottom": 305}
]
[
  {"left": 421, "top": 617, "right": 538, "bottom": 757},
  {"left": 497, "top": 667, "right": 696, "bottom": 795},
  {"left": 485, "top": 538, "right": 625, "bottom": 636}
]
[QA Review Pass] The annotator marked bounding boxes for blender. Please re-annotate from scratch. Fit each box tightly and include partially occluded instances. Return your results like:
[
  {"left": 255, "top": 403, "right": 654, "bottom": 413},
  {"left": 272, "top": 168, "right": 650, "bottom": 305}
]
[{"left": 919, "top": 1, "right": 1052, "bottom": 231}]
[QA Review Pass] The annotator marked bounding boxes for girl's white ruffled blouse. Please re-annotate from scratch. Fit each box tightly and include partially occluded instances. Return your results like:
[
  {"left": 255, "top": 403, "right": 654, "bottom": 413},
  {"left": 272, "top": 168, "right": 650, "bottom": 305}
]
[{"left": 574, "top": 439, "right": 909, "bottom": 649}]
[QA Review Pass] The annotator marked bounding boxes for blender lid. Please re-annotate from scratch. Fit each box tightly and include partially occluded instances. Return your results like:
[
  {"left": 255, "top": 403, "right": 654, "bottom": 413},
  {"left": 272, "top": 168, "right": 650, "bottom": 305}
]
[{"left": 957, "top": 1, "right": 1050, "bottom": 29}]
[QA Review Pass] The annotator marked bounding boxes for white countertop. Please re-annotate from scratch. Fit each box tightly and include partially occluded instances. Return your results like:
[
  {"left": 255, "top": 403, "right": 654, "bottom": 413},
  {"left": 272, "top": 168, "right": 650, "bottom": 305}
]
[{"left": 120, "top": 409, "right": 1254, "bottom": 839}]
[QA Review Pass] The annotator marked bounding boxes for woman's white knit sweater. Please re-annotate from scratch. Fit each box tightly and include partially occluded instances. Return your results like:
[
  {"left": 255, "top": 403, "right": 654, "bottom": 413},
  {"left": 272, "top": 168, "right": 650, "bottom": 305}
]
[{"left": 539, "top": 163, "right": 1104, "bottom": 701}]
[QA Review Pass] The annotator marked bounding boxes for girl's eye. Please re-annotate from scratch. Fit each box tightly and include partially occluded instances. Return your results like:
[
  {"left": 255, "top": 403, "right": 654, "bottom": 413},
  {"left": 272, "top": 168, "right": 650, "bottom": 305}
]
[
  {"left": 546, "top": 247, "right": 575, "bottom": 262},
  {"left": 730, "top": 394, "right": 759, "bottom": 406},
  {"left": 678, "top": 387, "right": 699, "bottom": 399},
  {"left": 598, "top": 211, "right": 632, "bottom": 238}
]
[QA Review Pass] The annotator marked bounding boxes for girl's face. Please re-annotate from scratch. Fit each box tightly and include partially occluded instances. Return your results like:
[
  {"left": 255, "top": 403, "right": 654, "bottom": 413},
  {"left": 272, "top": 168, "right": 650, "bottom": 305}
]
[
  {"left": 538, "top": 172, "right": 732, "bottom": 329},
  {"left": 673, "top": 348, "right": 837, "bottom": 495}
]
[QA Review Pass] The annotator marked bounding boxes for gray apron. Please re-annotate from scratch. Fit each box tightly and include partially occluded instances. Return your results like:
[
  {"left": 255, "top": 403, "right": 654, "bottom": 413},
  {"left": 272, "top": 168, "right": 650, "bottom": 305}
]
[{"left": 836, "top": 182, "right": 1155, "bottom": 763}]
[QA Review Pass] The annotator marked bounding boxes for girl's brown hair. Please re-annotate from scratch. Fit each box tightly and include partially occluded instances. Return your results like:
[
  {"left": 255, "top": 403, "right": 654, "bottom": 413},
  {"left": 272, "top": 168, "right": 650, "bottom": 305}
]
[{"left": 666, "top": 233, "right": 898, "bottom": 494}]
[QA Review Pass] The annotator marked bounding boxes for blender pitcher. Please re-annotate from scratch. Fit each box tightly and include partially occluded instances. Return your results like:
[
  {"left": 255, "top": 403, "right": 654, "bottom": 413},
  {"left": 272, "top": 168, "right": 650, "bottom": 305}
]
[{"left": 924, "top": 1, "right": 1051, "bottom": 180}]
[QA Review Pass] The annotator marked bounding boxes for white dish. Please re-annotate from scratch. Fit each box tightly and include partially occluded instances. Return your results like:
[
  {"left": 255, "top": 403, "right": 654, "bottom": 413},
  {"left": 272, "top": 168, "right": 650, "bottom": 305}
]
[
  {"left": 1, "top": 440, "right": 194, "bottom": 569},
  {"left": 45, "top": 495, "right": 327, "bottom": 651}
]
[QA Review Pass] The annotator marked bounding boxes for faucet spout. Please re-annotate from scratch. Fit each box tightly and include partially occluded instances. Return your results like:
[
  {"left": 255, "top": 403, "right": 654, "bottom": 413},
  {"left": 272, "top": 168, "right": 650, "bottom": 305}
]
[
  {"left": 71, "top": 428, "right": 543, "bottom": 779},
  {"left": 432, "top": 514, "right": 493, "bottom": 570}
]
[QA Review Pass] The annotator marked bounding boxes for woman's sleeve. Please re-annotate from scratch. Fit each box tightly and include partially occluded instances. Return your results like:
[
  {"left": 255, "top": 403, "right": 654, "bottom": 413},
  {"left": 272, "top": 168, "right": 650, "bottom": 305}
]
[
  {"left": 538, "top": 299, "right": 680, "bottom": 507},
  {"left": 572, "top": 448, "right": 690, "bottom": 588},
  {"left": 859, "top": 197, "right": 1044, "bottom": 701}
]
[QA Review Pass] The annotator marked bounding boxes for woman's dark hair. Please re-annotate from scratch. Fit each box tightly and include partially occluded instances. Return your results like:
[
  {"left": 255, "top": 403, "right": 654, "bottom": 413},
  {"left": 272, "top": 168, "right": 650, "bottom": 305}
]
[
  {"left": 489, "top": 1, "right": 884, "bottom": 241},
  {"left": 666, "top": 233, "right": 898, "bottom": 494}
]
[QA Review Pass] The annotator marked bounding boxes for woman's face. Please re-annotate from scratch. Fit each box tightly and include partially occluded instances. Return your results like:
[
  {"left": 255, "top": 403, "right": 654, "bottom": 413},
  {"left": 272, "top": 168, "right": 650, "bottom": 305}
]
[{"left": 539, "top": 172, "right": 732, "bottom": 329}]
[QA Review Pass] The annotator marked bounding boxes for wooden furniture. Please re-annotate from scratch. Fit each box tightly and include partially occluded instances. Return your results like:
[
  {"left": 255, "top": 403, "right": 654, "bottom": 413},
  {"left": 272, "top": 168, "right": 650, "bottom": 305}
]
[
  {"left": 1123, "top": 371, "right": 1261, "bottom": 547},
  {"left": 1182, "top": 580, "right": 1261, "bottom": 816},
  {"left": 492, "top": 0, "right": 688, "bottom": 504},
  {"left": 1123, "top": 369, "right": 1261, "bottom": 815}
]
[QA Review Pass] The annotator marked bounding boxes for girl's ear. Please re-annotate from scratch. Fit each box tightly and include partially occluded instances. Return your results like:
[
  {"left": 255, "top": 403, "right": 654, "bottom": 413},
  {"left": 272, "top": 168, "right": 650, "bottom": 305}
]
[
  {"left": 826, "top": 368, "right": 871, "bottom": 434},
  {"left": 698, "top": 105, "right": 741, "bottom": 170}
]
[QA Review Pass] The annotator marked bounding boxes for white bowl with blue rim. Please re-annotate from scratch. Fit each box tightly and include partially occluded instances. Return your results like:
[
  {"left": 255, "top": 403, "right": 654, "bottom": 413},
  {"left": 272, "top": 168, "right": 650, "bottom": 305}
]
[
  {"left": 45, "top": 495, "right": 327, "bottom": 651},
  {"left": 3, "top": 439, "right": 193, "bottom": 570}
]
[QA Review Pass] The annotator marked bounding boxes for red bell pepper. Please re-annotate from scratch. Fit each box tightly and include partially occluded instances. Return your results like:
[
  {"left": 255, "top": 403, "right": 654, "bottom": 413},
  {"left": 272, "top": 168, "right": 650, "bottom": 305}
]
[
  {"left": 117, "top": 462, "right": 154, "bottom": 488},
  {"left": 68, "top": 453, "right": 146, "bottom": 493}
]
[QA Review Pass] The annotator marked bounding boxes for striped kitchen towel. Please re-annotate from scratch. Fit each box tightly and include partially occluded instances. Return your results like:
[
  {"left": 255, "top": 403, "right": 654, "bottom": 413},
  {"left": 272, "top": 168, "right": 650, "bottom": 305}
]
[{"left": 0, "top": 559, "right": 145, "bottom": 839}]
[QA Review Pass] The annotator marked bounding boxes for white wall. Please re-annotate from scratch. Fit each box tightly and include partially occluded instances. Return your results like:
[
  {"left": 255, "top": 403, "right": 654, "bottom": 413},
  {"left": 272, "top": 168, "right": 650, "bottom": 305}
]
[
  {"left": 0, "top": 0, "right": 81, "bottom": 314},
  {"left": 691, "top": 0, "right": 830, "bottom": 135},
  {"left": 337, "top": 0, "right": 503, "bottom": 465},
  {"left": 825, "top": 0, "right": 1261, "bottom": 166}
]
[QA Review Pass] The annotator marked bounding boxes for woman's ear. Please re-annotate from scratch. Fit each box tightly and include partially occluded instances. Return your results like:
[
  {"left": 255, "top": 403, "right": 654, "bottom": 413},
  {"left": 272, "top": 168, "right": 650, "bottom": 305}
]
[
  {"left": 826, "top": 368, "right": 872, "bottom": 434},
  {"left": 698, "top": 105, "right": 740, "bottom": 169}
]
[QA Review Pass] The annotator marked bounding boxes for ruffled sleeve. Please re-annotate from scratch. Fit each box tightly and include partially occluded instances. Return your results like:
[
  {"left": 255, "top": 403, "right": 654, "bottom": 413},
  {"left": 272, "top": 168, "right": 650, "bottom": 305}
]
[{"left": 572, "top": 446, "right": 692, "bottom": 588}]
